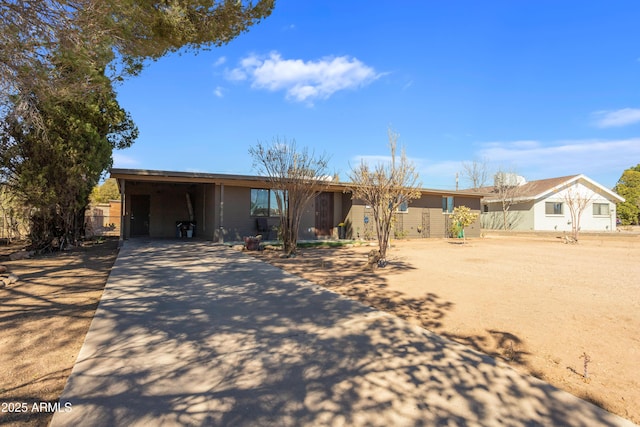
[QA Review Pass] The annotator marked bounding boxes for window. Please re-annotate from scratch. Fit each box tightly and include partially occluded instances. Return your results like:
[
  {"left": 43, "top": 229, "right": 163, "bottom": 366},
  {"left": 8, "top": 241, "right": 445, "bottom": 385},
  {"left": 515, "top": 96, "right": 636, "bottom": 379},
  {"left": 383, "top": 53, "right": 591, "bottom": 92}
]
[
  {"left": 397, "top": 200, "right": 409, "bottom": 213},
  {"left": 483, "top": 204, "right": 489, "bottom": 213},
  {"left": 442, "top": 196, "right": 454, "bottom": 214},
  {"left": 250, "top": 189, "right": 283, "bottom": 216},
  {"left": 545, "top": 202, "right": 563, "bottom": 215},
  {"left": 593, "top": 203, "right": 609, "bottom": 216}
]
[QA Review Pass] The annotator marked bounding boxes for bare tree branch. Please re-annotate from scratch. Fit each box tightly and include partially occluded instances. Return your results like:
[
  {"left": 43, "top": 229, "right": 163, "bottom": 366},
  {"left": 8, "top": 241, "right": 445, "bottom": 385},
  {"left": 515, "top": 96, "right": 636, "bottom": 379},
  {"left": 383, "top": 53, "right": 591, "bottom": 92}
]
[
  {"left": 348, "top": 128, "right": 421, "bottom": 266},
  {"left": 249, "top": 138, "right": 331, "bottom": 257},
  {"left": 461, "top": 158, "right": 489, "bottom": 191},
  {"left": 563, "top": 184, "right": 594, "bottom": 243}
]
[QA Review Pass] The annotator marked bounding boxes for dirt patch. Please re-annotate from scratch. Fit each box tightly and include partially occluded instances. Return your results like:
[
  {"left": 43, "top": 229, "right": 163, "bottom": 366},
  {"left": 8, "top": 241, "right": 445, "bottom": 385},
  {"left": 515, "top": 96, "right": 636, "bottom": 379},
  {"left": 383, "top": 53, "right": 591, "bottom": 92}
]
[
  {"left": 252, "top": 235, "right": 640, "bottom": 424},
  {"left": 0, "top": 239, "right": 119, "bottom": 427}
]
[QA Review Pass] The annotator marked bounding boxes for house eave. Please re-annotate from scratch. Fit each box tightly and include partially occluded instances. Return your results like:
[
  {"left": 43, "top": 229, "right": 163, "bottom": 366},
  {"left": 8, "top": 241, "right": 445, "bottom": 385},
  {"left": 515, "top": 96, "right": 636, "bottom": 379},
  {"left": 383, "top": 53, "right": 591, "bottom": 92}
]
[{"left": 110, "top": 168, "right": 486, "bottom": 198}]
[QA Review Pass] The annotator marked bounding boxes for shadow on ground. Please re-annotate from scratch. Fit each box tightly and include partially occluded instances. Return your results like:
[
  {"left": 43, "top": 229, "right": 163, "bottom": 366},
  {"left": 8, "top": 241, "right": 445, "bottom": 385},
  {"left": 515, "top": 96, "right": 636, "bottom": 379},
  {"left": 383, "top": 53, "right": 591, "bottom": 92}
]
[
  {"left": 49, "top": 240, "right": 632, "bottom": 426},
  {"left": 0, "top": 239, "right": 119, "bottom": 426}
]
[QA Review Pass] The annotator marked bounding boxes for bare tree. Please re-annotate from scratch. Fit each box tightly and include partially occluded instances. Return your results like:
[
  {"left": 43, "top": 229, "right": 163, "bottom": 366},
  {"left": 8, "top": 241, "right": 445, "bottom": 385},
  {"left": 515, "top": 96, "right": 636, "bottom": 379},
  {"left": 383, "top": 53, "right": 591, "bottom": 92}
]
[
  {"left": 493, "top": 169, "right": 524, "bottom": 230},
  {"left": 348, "top": 128, "right": 421, "bottom": 267},
  {"left": 249, "top": 138, "right": 331, "bottom": 257},
  {"left": 563, "top": 184, "right": 594, "bottom": 243},
  {"left": 461, "top": 158, "right": 490, "bottom": 191}
]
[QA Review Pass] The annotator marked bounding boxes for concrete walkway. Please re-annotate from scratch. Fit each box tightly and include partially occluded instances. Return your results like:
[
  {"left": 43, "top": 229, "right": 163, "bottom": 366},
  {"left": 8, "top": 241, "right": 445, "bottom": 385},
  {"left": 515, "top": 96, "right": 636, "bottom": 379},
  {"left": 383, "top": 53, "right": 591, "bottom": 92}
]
[{"left": 51, "top": 240, "right": 636, "bottom": 427}]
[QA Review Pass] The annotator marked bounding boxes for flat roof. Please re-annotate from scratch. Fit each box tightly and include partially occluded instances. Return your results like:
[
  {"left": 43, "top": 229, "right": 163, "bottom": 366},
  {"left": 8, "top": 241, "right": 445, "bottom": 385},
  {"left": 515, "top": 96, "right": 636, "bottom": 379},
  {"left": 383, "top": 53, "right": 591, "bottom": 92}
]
[{"left": 110, "top": 168, "right": 488, "bottom": 197}]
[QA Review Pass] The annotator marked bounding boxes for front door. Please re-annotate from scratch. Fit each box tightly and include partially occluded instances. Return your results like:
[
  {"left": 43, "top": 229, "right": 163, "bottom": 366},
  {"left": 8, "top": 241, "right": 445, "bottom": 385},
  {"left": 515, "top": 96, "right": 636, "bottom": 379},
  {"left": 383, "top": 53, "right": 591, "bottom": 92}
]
[
  {"left": 315, "top": 192, "right": 334, "bottom": 237},
  {"left": 130, "top": 195, "right": 150, "bottom": 236}
]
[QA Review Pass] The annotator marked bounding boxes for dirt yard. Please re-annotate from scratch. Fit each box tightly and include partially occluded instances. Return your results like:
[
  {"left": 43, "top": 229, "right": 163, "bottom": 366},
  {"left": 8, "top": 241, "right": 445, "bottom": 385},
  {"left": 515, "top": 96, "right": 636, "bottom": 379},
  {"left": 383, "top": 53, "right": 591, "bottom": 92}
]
[
  {"left": 0, "top": 235, "right": 638, "bottom": 425},
  {"left": 253, "top": 235, "right": 640, "bottom": 424},
  {"left": 0, "top": 239, "right": 119, "bottom": 427}
]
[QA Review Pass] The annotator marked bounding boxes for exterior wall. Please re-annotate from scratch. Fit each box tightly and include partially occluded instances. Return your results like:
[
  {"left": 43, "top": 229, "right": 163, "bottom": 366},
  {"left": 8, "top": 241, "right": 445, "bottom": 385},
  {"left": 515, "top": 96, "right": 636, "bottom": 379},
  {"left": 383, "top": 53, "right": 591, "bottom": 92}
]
[
  {"left": 124, "top": 182, "right": 206, "bottom": 238},
  {"left": 453, "top": 196, "right": 482, "bottom": 237},
  {"left": 344, "top": 193, "right": 482, "bottom": 239},
  {"left": 214, "top": 184, "right": 317, "bottom": 242},
  {"left": 300, "top": 202, "right": 316, "bottom": 240},
  {"left": 85, "top": 201, "right": 121, "bottom": 237},
  {"left": 482, "top": 181, "right": 619, "bottom": 232},
  {"left": 482, "top": 200, "right": 535, "bottom": 231},
  {"left": 120, "top": 178, "right": 485, "bottom": 241},
  {"left": 217, "top": 185, "right": 252, "bottom": 241},
  {"left": 533, "top": 182, "right": 618, "bottom": 232}
]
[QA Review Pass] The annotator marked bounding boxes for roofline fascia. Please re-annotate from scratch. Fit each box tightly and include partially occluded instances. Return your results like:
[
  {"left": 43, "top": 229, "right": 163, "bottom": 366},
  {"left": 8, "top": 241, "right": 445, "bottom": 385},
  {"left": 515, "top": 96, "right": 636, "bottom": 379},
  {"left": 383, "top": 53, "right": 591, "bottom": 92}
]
[{"left": 110, "top": 168, "right": 486, "bottom": 197}]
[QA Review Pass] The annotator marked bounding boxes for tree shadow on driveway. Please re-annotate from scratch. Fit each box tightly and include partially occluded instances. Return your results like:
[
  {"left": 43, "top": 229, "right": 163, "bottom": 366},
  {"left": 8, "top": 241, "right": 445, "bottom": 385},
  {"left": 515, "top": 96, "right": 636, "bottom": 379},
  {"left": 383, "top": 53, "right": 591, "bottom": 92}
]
[{"left": 50, "top": 240, "right": 633, "bottom": 426}]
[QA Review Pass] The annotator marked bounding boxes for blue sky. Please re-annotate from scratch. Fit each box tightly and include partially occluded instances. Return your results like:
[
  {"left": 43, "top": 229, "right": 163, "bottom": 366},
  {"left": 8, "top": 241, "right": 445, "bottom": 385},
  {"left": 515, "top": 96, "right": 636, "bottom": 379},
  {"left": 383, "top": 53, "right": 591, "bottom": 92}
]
[{"left": 113, "top": 1, "right": 640, "bottom": 190}]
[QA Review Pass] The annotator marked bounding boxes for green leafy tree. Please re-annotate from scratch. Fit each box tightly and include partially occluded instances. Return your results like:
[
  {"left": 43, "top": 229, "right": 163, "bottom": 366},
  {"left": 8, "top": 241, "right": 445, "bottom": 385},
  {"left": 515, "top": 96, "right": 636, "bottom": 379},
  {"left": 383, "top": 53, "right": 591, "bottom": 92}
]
[
  {"left": 1, "top": 0, "right": 274, "bottom": 249},
  {"left": 249, "top": 138, "right": 331, "bottom": 257},
  {"left": 449, "top": 205, "right": 479, "bottom": 243},
  {"left": 1, "top": 0, "right": 275, "bottom": 132},
  {"left": 90, "top": 178, "right": 121, "bottom": 204},
  {"left": 348, "top": 128, "right": 421, "bottom": 267},
  {"left": 614, "top": 164, "right": 640, "bottom": 225},
  {"left": 0, "top": 57, "right": 137, "bottom": 249}
]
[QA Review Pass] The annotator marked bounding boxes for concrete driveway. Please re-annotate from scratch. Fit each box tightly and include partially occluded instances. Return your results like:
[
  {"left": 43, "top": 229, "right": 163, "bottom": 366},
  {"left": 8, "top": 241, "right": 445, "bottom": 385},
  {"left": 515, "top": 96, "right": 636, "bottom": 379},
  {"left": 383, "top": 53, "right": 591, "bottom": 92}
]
[{"left": 51, "top": 239, "right": 636, "bottom": 426}]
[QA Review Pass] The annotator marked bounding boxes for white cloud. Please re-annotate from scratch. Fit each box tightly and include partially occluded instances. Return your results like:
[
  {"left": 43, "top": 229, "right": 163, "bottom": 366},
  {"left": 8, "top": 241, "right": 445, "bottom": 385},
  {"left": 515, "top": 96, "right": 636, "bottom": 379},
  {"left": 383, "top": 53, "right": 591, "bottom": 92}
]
[
  {"left": 112, "top": 153, "right": 139, "bottom": 167},
  {"left": 402, "top": 80, "right": 414, "bottom": 91},
  {"left": 226, "top": 51, "right": 381, "bottom": 103},
  {"left": 213, "top": 56, "right": 226, "bottom": 67},
  {"left": 213, "top": 86, "right": 224, "bottom": 98},
  {"left": 592, "top": 108, "right": 640, "bottom": 128},
  {"left": 476, "top": 138, "right": 640, "bottom": 185}
]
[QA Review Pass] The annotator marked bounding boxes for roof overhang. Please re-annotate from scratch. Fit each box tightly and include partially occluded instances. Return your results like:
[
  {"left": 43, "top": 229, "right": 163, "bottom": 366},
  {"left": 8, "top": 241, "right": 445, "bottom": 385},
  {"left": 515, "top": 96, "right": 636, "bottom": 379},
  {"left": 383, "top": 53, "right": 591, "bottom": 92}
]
[
  {"left": 482, "top": 174, "right": 625, "bottom": 203},
  {"left": 110, "top": 168, "right": 487, "bottom": 198}
]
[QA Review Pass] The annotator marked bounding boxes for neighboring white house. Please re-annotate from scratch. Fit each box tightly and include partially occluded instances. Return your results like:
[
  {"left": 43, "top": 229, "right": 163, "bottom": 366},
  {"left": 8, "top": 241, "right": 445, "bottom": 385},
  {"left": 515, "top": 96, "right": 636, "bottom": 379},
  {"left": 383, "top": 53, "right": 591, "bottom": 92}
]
[{"left": 481, "top": 174, "right": 625, "bottom": 232}]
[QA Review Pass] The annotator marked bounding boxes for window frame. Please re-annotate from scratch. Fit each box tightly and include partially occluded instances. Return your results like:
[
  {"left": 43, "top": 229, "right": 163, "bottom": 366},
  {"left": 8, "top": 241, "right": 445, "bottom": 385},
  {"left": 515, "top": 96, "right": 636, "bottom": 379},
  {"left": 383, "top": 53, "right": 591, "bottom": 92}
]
[
  {"left": 545, "top": 201, "right": 563, "bottom": 215},
  {"left": 592, "top": 203, "right": 610, "bottom": 216},
  {"left": 397, "top": 199, "right": 409, "bottom": 213},
  {"left": 442, "top": 196, "right": 454, "bottom": 214},
  {"left": 250, "top": 188, "right": 283, "bottom": 217}
]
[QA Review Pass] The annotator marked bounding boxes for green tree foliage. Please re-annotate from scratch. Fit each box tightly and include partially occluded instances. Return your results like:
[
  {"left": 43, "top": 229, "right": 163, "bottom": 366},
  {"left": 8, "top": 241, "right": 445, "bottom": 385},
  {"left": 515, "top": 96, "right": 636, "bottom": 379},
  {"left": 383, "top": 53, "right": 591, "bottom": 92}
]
[
  {"left": 90, "top": 178, "right": 121, "bottom": 204},
  {"left": 449, "top": 205, "right": 479, "bottom": 242},
  {"left": 0, "top": 0, "right": 274, "bottom": 249},
  {"left": 614, "top": 164, "right": 640, "bottom": 225},
  {"left": 1, "top": 0, "right": 275, "bottom": 128},
  {"left": 0, "top": 56, "right": 137, "bottom": 249},
  {"left": 348, "top": 128, "right": 421, "bottom": 266},
  {"left": 249, "top": 138, "right": 331, "bottom": 257}
]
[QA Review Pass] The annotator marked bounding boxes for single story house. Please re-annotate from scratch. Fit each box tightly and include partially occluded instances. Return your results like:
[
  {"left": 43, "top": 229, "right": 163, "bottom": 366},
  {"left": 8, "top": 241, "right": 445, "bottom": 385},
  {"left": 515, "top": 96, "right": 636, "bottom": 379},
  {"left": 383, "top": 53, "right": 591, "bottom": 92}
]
[
  {"left": 110, "top": 168, "right": 485, "bottom": 242},
  {"left": 480, "top": 174, "right": 625, "bottom": 232}
]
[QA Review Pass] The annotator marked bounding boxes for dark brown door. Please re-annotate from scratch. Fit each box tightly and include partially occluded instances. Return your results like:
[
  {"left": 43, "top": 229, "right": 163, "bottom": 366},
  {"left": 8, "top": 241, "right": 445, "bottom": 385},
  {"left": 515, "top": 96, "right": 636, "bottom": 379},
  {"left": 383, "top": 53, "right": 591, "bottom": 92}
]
[
  {"left": 315, "top": 192, "right": 334, "bottom": 236},
  {"left": 130, "top": 195, "right": 150, "bottom": 236}
]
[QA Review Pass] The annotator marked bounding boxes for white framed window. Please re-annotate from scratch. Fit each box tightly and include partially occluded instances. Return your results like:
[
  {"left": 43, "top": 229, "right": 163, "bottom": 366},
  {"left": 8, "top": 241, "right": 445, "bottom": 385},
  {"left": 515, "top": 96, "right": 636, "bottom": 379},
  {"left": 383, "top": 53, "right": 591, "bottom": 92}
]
[
  {"left": 545, "top": 202, "right": 563, "bottom": 215},
  {"left": 397, "top": 200, "right": 409, "bottom": 213},
  {"left": 442, "top": 196, "right": 454, "bottom": 214}
]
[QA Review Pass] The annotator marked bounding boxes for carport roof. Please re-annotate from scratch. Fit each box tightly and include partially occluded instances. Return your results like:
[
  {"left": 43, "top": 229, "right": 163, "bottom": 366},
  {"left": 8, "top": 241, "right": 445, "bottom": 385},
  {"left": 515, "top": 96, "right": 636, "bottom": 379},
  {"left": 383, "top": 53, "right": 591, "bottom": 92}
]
[{"left": 110, "top": 168, "right": 487, "bottom": 197}]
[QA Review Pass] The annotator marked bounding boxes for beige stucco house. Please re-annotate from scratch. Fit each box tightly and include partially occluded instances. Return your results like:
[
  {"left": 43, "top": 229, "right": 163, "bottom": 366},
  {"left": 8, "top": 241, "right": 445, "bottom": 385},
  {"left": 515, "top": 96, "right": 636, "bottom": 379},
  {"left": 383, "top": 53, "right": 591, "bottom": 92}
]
[
  {"left": 480, "top": 174, "right": 624, "bottom": 232},
  {"left": 110, "top": 168, "right": 485, "bottom": 242}
]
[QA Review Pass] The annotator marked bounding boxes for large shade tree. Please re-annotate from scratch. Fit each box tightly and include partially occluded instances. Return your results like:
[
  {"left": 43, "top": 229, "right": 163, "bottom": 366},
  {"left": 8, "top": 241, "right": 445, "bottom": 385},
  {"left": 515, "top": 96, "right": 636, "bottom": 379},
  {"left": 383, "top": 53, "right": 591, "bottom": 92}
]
[
  {"left": 0, "top": 0, "right": 274, "bottom": 249},
  {"left": 0, "top": 59, "right": 137, "bottom": 249},
  {"left": 1, "top": 0, "right": 275, "bottom": 131}
]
